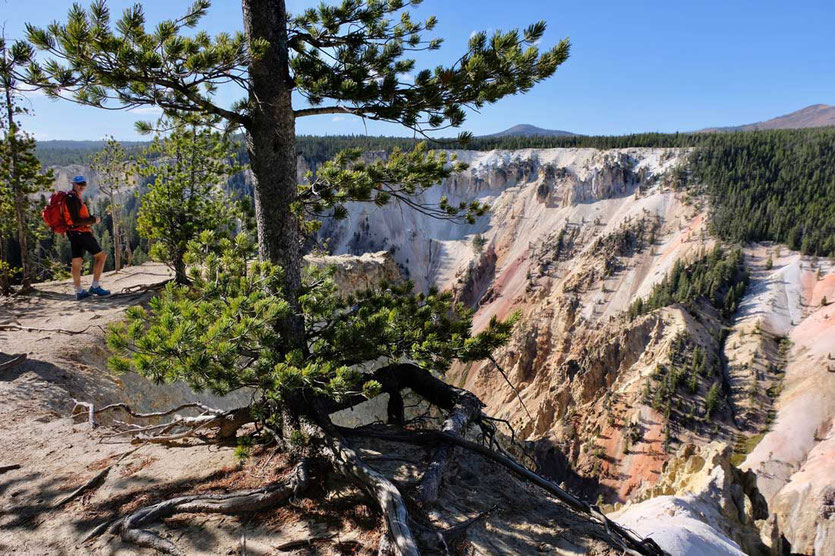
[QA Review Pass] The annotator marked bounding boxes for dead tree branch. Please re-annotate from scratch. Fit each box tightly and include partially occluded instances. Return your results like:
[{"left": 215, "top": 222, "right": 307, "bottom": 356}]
[
  {"left": 0, "top": 324, "right": 101, "bottom": 335},
  {"left": 110, "top": 460, "right": 310, "bottom": 556},
  {"left": 71, "top": 400, "right": 251, "bottom": 441}
]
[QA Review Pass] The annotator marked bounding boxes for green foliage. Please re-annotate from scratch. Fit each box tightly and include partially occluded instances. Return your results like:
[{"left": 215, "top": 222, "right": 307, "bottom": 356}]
[
  {"left": 108, "top": 232, "right": 288, "bottom": 393},
  {"left": 641, "top": 331, "right": 725, "bottom": 431},
  {"left": 289, "top": 2, "right": 569, "bottom": 135},
  {"left": 628, "top": 245, "right": 748, "bottom": 321},
  {"left": 136, "top": 122, "right": 241, "bottom": 282},
  {"left": 97, "top": 229, "right": 114, "bottom": 272},
  {"left": 234, "top": 434, "right": 253, "bottom": 463},
  {"left": 296, "top": 142, "right": 486, "bottom": 232},
  {"left": 1, "top": 36, "right": 54, "bottom": 290},
  {"left": 108, "top": 231, "right": 518, "bottom": 407},
  {"left": 21, "top": 1, "right": 568, "bottom": 139},
  {"left": 704, "top": 382, "right": 721, "bottom": 420},
  {"left": 90, "top": 136, "right": 134, "bottom": 270},
  {"left": 472, "top": 234, "right": 487, "bottom": 254},
  {"left": 288, "top": 429, "right": 309, "bottom": 448},
  {"left": 21, "top": 0, "right": 255, "bottom": 132},
  {"left": 689, "top": 128, "right": 835, "bottom": 256}
]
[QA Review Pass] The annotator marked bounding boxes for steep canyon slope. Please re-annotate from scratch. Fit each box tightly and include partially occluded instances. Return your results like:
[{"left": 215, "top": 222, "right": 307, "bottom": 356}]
[{"left": 324, "top": 147, "right": 835, "bottom": 555}]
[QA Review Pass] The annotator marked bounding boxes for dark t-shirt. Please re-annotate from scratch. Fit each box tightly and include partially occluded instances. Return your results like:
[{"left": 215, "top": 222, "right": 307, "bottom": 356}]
[{"left": 63, "top": 191, "right": 95, "bottom": 232}]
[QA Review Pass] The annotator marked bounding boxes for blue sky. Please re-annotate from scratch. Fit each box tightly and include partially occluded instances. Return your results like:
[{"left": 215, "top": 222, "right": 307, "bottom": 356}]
[{"left": 3, "top": 0, "right": 834, "bottom": 140}]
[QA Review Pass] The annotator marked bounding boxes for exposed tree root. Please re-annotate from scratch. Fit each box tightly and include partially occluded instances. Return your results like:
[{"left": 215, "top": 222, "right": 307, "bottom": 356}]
[
  {"left": 0, "top": 353, "right": 27, "bottom": 372},
  {"left": 107, "top": 460, "right": 310, "bottom": 556},
  {"left": 340, "top": 427, "right": 667, "bottom": 556},
  {"left": 408, "top": 506, "right": 496, "bottom": 554},
  {"left": 114, "top": 280, "right": 174, "bottom": 295},
  {"left": 370, "top": 362, "right": 490, "bottom": 508},
  {"left": 274, "top": 534, "right": 335, "bottom": 551},
  {"left": 113, "top": 280, "right": 173, "bottom": 297},
  {"left": 414, "top": 388, "right": 483, "bottom": 505},
  {"left": 0, "top": 324, "right": 102, "bottom": 335},
  {"left": 68, "top": 364, "right": 666, "bottom": 556},
  {"left": 320, "top": 432, "right": 419, "bottom": 556},
  {"left": 53, "top": 446, "right": 144, "bottom": 508},
  {"left": 0, "top": 463, "right": 21, "bottom": 474}
]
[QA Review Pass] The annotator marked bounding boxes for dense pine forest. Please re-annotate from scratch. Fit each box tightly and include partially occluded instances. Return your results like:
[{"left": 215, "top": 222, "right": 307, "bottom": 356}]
[{"left": 689, "top": 129, "right": 835, "bottom": 256}]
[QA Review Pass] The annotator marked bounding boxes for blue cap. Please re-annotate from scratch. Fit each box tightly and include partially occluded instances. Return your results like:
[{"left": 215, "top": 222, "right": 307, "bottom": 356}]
[{"left": 72, "top": 175, "right": 87, "bottom": 184}]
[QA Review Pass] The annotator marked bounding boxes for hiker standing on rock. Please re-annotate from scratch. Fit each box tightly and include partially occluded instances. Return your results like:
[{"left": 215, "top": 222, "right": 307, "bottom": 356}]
[{"left": 64, "top": 176, "right": 110, "bottom": 300}]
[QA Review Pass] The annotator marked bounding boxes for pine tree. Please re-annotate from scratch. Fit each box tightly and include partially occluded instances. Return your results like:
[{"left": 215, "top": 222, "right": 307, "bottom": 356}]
[
  {"left": 136, "top": 122, "right": 241, "bottom": 284},
  {"left": 20, "top": 0, "right": 569, "bottom": 348},
  {"left": 90, "top": 136, "right": 133, "bottom": 271},
  {"left": 705, "top": 382, "right": 721, "bottom": 420},
  {"left": 0, "top": 36, "right": 53, "bottom": 293},
  {"left": 15, "top": 4, "right": 583, "bottom": 553}
]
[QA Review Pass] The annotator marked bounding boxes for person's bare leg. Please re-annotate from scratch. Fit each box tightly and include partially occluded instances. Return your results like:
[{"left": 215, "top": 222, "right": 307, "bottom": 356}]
[
  {"left": 71, "top": 257, "right": 83, "bottom": 290},
  {"left": 93, "top": 251, "right": 106, "bottom": 283}
]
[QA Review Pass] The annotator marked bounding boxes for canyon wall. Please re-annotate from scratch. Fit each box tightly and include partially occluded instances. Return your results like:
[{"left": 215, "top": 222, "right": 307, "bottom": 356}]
[{"left": 323, "top": 146, "right": 835, "bottom": 555}]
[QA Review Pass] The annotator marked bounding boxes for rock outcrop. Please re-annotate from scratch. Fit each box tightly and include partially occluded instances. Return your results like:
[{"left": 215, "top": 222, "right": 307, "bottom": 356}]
[
  {"left": 614, "top": 442, "right": 770, "bottom": 555},
  {"left": 305, "top": 250, "right": 401, "bottom": 296}
]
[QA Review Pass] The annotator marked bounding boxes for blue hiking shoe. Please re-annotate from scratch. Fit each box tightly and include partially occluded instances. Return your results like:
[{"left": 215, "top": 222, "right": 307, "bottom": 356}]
[
  {"left": 76, "top": 289, "right": 91, "bottom": 300},
  {"left": 89, "top": 285, "right": 111, "bottom": 297}
]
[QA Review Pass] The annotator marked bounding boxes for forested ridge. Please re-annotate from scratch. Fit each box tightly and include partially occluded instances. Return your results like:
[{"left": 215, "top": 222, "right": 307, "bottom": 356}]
[
  {"left": 36, "top": 126, "right": 835, "bottom": 258},
  {"left": 689, "top": 129, "right": 835, "bottom": 256}
]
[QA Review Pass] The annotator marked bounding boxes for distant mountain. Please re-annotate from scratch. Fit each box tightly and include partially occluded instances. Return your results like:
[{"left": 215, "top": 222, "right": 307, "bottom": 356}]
[
  {"left": 484, "top": 124, "right": 577, "bottom": 138},
  {"left": 36, "top": 139, "right": 149, "bottom": 150},
  {"left": 700, "top": 104, "right": 835, "bottom": 133}
]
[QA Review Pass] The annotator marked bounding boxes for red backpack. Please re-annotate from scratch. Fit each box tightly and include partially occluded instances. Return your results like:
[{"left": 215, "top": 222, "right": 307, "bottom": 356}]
[{"left": 42, "top": 191, "right": 70, "bottom": 234}]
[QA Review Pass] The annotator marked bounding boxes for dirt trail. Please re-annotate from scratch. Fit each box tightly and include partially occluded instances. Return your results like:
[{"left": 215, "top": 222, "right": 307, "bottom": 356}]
[{"left": 0, "top": 264, "right": 249, "bottom": 554}]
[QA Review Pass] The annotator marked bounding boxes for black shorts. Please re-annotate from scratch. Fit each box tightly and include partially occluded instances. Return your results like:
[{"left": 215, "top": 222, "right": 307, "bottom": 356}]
[{"left": 67, "top": 231, "right": 102, "bottom": 259}]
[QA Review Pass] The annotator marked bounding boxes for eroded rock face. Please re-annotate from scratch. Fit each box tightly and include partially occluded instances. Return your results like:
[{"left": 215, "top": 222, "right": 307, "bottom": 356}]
[
  {"left": 305, "top": 250, "right": 400, "bottom": 297},
  {"left": 734, "top": 249, "right": 835, "bottom": 555},
  {"left": 316, "top": 146, "right": 835, "bottom": 555},
  {"left": 612, "top": 442, "right": 774, "bottom": 555}
]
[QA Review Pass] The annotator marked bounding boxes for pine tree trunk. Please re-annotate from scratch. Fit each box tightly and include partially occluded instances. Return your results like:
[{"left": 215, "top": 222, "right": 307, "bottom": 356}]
[
  {"left": 0, "top": 237, "right": 10, "bottom": 295},
  {"left": 4, "top": 84, "right": 31, "bottom": 292},
  {"left": 173, "top": 254, "right": 187, "bottom": 286},
  {"left": 12, "top": 190, "right": 30, "bottom": 291},
  {"left": 241, "top": 0, "right": 305, "bottom": 350},
  {"left": 110, "top": 191, "right": 121, "bottom": 271}
]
